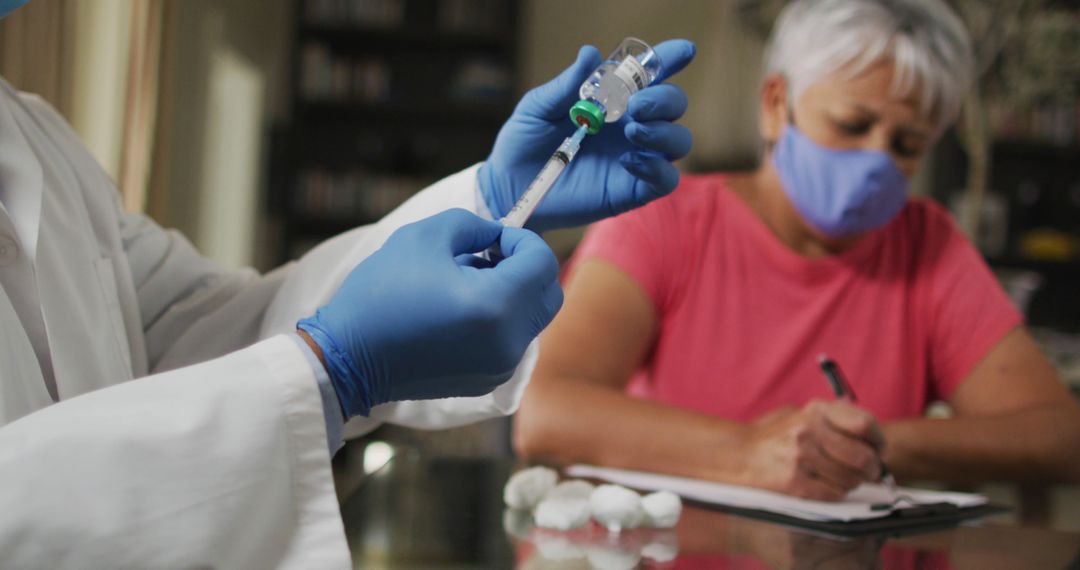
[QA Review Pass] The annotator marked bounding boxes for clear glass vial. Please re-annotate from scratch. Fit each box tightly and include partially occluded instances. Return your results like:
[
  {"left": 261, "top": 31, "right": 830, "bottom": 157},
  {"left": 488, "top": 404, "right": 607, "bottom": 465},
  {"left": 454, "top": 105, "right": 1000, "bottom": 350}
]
[{"left": 570, "top": 37, "right": 664, "bottom": 134}]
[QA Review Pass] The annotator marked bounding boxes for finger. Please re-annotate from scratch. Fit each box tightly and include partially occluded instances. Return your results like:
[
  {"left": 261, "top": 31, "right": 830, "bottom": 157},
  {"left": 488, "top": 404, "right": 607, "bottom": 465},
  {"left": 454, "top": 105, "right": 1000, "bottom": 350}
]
[
  {"left": 652, "top": 39, "right": 697, "bottom": 83},
  {"left": 456, "top": 253, "right": 495, "bottom": 270},
  {"left": 803, "top": 439, "right": 872, "bottom": 491},
  {"left": 627, "top": 84, "right": 689, "bottom": 122},
  {"left": 518, "top": 45, "right": 603, "bottom": 122},
  {"left": 491, "top": 227, "right": 560, "bottom": 289},
  {"left": 821, "top": 401, "right": 885, "bottom": 449},
  {"left": 814, "top": 417, "right": 882, "bottom": 480},
  {"left": 406, "top": 208, "right": 503, "bottom": 256},
  {"left": 625, "top": 121, "right": 693, "bottom": 159},
  {"left": 617, "top": 151, "right": 681, "bottom": 205},
  {"left": 790, "top": 471, "right": 848, "bottom": 502}
]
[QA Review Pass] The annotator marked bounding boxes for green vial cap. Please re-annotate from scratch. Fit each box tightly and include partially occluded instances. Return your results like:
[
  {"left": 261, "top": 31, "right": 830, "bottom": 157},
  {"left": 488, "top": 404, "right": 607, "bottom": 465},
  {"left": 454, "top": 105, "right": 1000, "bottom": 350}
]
[{"left": 569, "top": 99, "right": 604, "bottom": 135}]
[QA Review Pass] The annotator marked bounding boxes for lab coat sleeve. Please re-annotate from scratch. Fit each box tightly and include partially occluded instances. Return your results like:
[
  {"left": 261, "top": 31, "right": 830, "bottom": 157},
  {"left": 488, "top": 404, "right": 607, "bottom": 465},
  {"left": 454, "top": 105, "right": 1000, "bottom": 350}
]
[
  {"left": 0, "top": 336, "right": 350, "bottom": 569},
  {"left": 260, "top": 163, "right": 541, "bottom": 439},
  {"left": 120, "top": 210, "right": 292, "bottom": 372}
]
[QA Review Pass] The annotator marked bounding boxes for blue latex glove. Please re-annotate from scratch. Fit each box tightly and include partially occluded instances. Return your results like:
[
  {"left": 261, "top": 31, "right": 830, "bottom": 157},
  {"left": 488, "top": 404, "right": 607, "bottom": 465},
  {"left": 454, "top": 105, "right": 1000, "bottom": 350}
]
[
  {"left": 298, "top": 209, "right": 562, "bottom": 418},
  {"left": 478, "top": 40, "right": 696, "bottom": 232},
  {"left": 0, "top": 0, "right": 29, "bottom": 19}
]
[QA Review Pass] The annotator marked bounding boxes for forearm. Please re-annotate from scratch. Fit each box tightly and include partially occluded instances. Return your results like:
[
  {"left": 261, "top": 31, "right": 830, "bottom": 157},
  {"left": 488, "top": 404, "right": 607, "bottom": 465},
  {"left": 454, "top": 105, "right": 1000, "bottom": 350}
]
[
  {"left": 515, "top": 375, "right": 752, "bottom": 483},
  {"left": 884, "top": 403, "right": 1080, "bottom": 484}
]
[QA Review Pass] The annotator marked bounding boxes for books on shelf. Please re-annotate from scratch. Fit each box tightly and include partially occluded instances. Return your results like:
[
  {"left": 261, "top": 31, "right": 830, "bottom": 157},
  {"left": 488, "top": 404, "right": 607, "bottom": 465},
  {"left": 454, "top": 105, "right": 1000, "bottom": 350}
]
[
  {"left": 301, "top": 42, "right": 390, "bottom": 103},
  {"left": 439, "top": 0, "right": 503, "bottom": 35},
  {"left": 449, "top": 58, "right": 511, "bottom": 102},
  {"left": 304, "top": 0, "right": 404, "bottom": 28},
  {"left": 294, "top": 168, "right": 431, "bottom": 221},
  {"left": 989, "top": 100, "right": 1080, "bottom": 147}
]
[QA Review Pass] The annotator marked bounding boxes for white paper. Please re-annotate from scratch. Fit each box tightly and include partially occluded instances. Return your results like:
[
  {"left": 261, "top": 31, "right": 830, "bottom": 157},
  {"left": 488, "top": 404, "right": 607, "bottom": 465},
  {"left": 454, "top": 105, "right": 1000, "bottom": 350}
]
[{"left": 565, "top": 465, "right": 987, "bottom": 523}]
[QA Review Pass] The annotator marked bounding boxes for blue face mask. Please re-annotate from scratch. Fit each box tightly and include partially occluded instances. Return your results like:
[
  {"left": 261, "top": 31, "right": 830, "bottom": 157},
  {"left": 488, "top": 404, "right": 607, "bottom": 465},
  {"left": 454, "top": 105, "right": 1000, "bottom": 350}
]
[
  {"left": 0, "top": 0, "right": 29, "bottom": 19},
  {"left": 772, "top": 124, "right": 908, "bottom": 239}
]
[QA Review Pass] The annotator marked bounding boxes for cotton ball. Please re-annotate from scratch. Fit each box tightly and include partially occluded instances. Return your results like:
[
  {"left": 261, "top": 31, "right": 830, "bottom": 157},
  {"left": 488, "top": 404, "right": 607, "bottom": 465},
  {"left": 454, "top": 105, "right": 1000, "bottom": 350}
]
[
  {"left": 589, "top": 484, "right": 643, "bottom": 533},
  {"left": 640, "top": 541, "right": 678, "bottom": 563},
  {"left": 532, "top": 534, "right": 586, "bottom": 562},
  {"left": 535, "top": 497, "right": 591, "bottom": 531},
  {"left": 545, "top": 479, "right": 595, "bottom": 502},
  {"left": 586, "top": 546, "right": 641, "bottom": 570},
  {"left": 639, "top": 531, "right": 679, "bottom": 563},
  {"left": 640, "top": 491, "right": 682, "bottom": 529},
  {"left": 504, "top": 466, "right": 558, "bottom": 510},
  {"left": 502, "top": 508, "right": 534, "bottom": 539}
]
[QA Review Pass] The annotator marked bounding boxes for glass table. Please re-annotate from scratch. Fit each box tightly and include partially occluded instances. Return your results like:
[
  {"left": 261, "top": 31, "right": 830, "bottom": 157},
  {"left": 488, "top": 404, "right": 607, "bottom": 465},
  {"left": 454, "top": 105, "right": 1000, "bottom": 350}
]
[{"left": 338, "top": 453, "right": 1080, "bottom": 569}]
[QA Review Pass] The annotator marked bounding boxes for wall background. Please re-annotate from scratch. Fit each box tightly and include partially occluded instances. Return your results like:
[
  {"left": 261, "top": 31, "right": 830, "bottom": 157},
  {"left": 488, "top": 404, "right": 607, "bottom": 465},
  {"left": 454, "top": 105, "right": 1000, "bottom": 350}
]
[{"left": 0, "top": 1, "right": 782, "bottom": 270}]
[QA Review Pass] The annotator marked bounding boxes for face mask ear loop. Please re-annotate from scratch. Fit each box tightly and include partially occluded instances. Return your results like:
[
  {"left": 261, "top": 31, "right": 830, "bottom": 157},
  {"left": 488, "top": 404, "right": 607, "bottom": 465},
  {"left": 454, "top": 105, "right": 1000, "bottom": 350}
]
[{"left": 764, "top": 80, "right": 795, "bottom": 154}]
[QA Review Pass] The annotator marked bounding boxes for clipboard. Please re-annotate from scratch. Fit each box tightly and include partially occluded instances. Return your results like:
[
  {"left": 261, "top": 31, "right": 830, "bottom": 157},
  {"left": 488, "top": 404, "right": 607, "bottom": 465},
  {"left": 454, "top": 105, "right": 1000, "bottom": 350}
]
[
  {"left": 684, "top": 497, "right": 1008, "bottom": 537},
  {"left": 566, "top": 464, "right": 1008, "bottom": 538}
]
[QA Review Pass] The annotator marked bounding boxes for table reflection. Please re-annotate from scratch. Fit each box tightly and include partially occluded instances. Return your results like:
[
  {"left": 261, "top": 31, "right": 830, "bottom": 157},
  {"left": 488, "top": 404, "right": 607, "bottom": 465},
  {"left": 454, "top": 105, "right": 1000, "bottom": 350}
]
[{"left": 338, "top": 453, "right": 1080, "bottom": 569}]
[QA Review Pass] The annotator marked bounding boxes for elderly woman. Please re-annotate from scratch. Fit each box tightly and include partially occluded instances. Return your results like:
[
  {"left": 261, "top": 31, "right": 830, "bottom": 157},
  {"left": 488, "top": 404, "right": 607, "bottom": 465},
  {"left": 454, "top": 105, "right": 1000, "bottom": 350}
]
[{"left": 515, "top": 0, "right": 1080, "bottom": 500}]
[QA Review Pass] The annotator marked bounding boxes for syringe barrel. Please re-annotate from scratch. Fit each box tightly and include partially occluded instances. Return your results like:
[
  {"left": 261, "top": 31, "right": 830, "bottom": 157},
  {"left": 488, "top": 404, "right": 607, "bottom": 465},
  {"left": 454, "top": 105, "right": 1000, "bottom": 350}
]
[{"left": 499, "top": 151, "right": 569, "bottom": 229}]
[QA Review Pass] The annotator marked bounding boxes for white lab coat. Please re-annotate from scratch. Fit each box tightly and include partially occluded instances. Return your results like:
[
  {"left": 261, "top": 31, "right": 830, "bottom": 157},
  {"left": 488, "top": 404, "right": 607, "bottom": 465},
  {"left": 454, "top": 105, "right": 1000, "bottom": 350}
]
[{"left": 0, "top": 76, "right": 535, "bottom": 568}]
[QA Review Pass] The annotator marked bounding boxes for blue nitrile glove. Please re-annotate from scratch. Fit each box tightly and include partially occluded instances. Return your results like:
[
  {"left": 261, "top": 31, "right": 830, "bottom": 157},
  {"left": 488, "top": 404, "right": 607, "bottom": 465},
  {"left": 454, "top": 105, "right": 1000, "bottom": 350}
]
[
  {"left": 298, "top": 209, "right": 562, "bottom": 419},
  {"left": 478, "top": 40, "right": 696, "bottom": 233}
]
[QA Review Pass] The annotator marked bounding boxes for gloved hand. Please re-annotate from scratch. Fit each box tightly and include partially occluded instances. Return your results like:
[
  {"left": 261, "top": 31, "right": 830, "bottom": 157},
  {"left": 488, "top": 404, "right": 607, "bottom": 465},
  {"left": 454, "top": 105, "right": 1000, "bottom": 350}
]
[
  {"left": 478, "top": 40, "right": 696, "bottom": 233},
  {"left": 298, "top": 209, "right": 562, "bottom": 419}
]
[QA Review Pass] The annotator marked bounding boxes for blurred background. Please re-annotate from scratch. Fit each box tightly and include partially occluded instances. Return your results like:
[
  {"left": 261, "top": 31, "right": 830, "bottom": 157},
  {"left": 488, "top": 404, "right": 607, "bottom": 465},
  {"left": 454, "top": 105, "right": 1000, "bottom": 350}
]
[{"left": 1, "top": 0, "right": 1078, "bottom": 524}]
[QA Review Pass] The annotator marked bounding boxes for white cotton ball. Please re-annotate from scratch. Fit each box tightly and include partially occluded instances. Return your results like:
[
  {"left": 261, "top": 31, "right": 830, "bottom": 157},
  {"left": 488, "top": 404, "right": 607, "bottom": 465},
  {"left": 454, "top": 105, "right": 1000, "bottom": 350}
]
[
  {"left": 532, "top": 534, "right": 586, "bottom": 562},
  {"left": 586, "top": 546, "right": 641, "bottom": 570},
  {"left": 502, "top": 507, "right": 534, "bottom": 539},
  {"left": 504, "top": 466, "right": 558, "bottom": 510},
  {"left": 640, "top": 491, "right": 682, "bottom": 529},
  {"left": 544, "top": 479, "right": 595, "bottom": 502},
  {"left": 535, "top": 497, "right": 591, "bottom": 531},
  {"left": 639, "top": 531, "right": 679, "bottom": 563},
  {"left": 589, "top": 484, "right": 643, "bottom": 533},
  {"left": 640, "top": 540, "right": 679, "bottom": 563}
]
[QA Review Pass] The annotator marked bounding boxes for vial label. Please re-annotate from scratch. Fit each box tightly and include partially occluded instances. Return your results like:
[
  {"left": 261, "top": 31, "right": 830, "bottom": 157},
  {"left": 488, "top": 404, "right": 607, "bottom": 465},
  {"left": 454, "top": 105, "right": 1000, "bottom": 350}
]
[{"left": 613, "top": 55, "right": 648, "bottom": 92}]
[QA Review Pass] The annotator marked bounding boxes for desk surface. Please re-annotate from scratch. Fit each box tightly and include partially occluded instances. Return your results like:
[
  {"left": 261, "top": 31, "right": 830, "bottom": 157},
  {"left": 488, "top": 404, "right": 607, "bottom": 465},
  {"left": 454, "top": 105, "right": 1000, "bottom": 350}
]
[{"left": 339, "top": 454, "right": 1080, "bottom": 569}]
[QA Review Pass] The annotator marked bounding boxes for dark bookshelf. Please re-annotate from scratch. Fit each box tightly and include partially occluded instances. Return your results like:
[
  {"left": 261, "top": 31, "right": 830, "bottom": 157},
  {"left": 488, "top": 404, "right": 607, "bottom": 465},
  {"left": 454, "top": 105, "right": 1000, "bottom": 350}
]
[
  {"left": 270, "top": 0, "right": 519, "bottom": 262},
  {"left": 929, "top": 130, "right": 1080, "bottom": 331}
]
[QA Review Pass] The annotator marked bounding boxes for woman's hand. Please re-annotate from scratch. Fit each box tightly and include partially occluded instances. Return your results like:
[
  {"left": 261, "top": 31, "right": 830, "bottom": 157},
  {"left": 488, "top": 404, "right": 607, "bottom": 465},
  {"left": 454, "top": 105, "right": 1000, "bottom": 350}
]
[{"left": 737, "top": 400, "right": 884, "bottom": 501}]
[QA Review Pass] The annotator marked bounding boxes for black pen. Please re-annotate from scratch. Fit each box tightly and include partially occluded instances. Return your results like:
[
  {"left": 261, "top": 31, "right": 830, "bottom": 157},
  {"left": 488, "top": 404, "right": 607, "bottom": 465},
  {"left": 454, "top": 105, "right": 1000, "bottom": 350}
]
[{"left": 817, "top": 354, "right": 898, "bottom": 497}]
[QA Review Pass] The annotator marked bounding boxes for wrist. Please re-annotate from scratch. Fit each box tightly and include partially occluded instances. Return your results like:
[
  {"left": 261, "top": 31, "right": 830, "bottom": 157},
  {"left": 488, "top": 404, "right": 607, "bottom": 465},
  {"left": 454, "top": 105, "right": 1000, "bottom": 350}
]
[
  {"left": 297, "top": 317, "right": 375, "bottom": 418},
  {"left": 881, "top": 420, "right": 914, "bottom": 469},
  {"left": 296, "top": 328, "right": 325, "bottom": 369},
  {"left": 726, "top": 424, "right": 758, "bottom": 487},
  {"left": 704, "top": 420, "right": 756, "bottom": 486}
]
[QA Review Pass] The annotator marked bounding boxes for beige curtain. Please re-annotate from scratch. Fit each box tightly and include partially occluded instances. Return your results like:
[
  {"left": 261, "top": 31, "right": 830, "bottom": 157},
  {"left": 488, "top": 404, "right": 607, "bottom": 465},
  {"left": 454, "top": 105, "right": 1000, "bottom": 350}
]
[
  {"left": 0, "top": 0, "right": 74, "bottom": 116},
  {"left": 0, "top": 0, "right": 166, "bottom": 213},
  {"left": 118, "top": 0, "right": 164, "bottom": 213}
]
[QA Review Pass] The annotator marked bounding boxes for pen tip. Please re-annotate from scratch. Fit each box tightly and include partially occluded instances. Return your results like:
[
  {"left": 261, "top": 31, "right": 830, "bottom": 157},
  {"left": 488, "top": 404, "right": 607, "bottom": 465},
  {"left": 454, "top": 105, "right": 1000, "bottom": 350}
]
[{"left": 817, "top": 353, "right": 829, "bottom": 364}]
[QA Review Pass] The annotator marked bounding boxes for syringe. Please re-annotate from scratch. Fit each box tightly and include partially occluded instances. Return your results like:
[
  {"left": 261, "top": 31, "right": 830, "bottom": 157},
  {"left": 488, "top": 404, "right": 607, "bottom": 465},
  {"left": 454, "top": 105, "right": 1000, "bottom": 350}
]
[{"left": 499, "top": 124, "right": 589, "bottom": 229}]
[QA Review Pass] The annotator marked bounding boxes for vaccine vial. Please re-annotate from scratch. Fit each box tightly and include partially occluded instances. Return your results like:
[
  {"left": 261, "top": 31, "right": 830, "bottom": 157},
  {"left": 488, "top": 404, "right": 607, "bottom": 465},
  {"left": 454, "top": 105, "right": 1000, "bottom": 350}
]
[{"left": 570, "top": 37, "right": 663, "bottom": 134}]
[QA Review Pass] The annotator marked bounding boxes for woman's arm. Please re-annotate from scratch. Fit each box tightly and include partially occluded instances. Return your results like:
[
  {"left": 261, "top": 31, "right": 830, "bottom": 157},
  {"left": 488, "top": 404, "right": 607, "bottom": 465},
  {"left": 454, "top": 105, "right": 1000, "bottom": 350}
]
[
  {"left": 515, "top": 259, "right": 882, "bottom": 500},
  {"left": 515, "top": 258, "right": 748, "bottom": 479},
  {"left": 884, "top": 327, "right": 1080, "bottom": 483}
]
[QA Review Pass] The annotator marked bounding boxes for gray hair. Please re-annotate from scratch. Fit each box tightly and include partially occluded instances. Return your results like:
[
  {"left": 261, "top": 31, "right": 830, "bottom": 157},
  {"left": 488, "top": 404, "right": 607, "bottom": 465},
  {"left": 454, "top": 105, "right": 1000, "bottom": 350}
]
[{"left": 763, "top": 0, "right": 975, "bottom": 129}]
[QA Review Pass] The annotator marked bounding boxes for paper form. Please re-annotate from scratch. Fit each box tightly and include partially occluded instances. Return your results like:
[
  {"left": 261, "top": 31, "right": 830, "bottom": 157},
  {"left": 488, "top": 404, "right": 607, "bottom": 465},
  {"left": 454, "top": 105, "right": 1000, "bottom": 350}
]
[{"left": 566, "top": 464, "right": 988, "bottom": 523}]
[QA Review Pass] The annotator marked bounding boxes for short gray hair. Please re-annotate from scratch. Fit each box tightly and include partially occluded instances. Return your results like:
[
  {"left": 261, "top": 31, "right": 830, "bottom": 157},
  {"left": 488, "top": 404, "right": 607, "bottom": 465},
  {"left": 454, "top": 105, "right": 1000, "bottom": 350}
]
[{"left": 763, "top": 0, "right": 974, "bottom": 128}]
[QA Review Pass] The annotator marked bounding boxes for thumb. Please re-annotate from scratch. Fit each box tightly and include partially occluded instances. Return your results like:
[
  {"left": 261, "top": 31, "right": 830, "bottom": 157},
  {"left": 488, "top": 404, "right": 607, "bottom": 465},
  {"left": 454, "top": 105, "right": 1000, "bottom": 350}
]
[
  {"left": 408, "top": 209, "right": 503, "bottom": 256},
  {"left": 518, "top": 45, "right": 602, "bottom": 122},
  {"left": 652, "top": 39, "right": 697, "bottom": 83},
  {"left": 492, "top": 227, "right": 560, "bottom": 289}
]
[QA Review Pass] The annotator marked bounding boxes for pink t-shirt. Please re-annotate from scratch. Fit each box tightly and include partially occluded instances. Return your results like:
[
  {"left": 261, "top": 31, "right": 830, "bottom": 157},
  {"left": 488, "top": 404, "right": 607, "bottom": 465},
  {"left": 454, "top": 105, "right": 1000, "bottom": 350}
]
[{"left": 569, "top": 174, "right": 1022, "bottom": 422}]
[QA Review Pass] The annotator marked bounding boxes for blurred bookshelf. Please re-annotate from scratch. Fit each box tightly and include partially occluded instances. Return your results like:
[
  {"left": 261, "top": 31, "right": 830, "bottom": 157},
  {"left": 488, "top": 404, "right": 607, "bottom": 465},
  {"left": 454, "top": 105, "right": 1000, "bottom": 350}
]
[
  {"left": 928, "top": 2, "right": 1080, "bottom": 334},
  {"left": 270, "top": 0, "right": 518, "bottom": 262}
]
